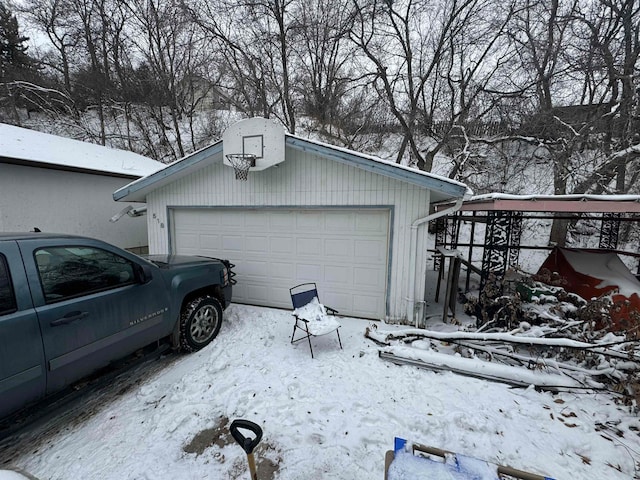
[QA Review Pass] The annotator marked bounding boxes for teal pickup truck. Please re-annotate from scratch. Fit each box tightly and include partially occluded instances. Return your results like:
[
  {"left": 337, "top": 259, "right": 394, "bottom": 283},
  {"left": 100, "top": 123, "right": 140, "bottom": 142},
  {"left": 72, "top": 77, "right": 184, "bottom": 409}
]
[{"left": 0, "top": 233, "right": 234, "bottom": 420}]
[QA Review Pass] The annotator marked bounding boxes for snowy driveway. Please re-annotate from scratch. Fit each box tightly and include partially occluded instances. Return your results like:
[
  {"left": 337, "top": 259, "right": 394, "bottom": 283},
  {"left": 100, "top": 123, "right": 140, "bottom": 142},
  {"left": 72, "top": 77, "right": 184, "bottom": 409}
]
[{"left": 2, "top": 304, "right": 639, "bottom": 479}]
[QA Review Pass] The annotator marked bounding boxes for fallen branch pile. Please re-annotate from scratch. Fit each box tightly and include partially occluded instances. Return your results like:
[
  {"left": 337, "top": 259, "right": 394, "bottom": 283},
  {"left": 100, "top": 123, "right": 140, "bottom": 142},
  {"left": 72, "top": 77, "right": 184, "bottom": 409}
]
[{"left": 365, "top": 325, "right": 640, "bottom": 402}]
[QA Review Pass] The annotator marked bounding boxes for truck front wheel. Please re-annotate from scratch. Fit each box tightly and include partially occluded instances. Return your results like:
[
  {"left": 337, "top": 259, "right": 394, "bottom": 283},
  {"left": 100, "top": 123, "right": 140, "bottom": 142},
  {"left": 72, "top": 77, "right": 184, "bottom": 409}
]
[{"left": 179, "top": 296, "right": 223, "bottom": 352}]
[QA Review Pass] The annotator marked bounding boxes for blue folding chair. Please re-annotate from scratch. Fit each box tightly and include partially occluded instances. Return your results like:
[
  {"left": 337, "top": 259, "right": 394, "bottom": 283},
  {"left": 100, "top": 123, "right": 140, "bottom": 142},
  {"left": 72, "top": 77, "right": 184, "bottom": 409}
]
[{"left": 290, "top": 283, "right": 342, "bottom": 358}]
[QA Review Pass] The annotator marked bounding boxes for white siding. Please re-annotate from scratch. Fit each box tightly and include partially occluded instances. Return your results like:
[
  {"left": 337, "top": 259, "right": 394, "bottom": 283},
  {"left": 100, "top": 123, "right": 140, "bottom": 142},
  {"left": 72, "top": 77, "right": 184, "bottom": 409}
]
[
  {"left": 146, "top": 147, "right": 432, "bottom": 322},
  {"left": 0, "top": 163, "right": 149, "bottom": 249}
]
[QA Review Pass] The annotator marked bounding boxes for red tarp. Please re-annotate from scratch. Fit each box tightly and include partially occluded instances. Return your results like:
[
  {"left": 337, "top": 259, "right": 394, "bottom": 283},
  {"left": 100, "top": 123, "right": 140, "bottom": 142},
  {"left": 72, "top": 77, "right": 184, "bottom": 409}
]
[{"left": 537, "top": 247, "right": 640, "bottom": 331}]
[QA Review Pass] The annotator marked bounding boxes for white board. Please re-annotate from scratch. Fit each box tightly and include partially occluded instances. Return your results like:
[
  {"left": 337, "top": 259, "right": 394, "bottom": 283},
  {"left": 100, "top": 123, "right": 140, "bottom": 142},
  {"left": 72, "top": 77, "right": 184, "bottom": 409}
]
[{"left": 222, "top": 117, "right": 286, "bottom": 172}]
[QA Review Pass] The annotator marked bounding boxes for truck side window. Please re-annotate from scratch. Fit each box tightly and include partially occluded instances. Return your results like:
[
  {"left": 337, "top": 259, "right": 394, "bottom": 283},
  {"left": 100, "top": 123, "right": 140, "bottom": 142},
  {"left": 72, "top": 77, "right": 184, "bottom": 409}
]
[
  {"left": 0, "top": 255, "right": 17, "bottom": 315},
  {"left": 35, "top": 246, "right": 136, "bottom": 303}
]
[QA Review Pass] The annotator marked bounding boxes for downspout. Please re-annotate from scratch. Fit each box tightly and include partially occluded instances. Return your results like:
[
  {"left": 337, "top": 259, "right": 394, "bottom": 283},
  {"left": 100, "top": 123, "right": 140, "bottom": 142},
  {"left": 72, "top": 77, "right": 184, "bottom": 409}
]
[{"left": 407, "top": 197, "right": 464, "bottom": 327}]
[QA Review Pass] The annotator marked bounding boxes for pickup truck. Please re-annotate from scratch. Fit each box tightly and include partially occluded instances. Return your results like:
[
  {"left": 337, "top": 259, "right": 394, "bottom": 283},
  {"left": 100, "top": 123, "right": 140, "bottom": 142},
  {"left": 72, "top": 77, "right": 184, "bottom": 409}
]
[{"left": 0, "top": 233, "right": 234, "bottom": 420}]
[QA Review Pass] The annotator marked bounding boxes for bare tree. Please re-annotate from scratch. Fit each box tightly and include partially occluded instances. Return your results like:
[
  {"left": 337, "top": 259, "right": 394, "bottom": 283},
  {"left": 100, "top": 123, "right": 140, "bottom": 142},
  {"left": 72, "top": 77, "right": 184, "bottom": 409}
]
[
  {"left": 453, "top": 0, "right": 639, "bottom": 246},
  {"left": 188, "top": 0, "right": 301, "bottom": 132},
  {"left": 349, "top": 0, "right": 513, "bottom": 171},
  {"left": 20, "top": 0, "right": 78, "bottom": 93},
  {"left": 124, "top": 0, "right": 211, "bottom": 158},
  {"left": 288, "top": 0, "right": 357, "bottom": 133},
  {"left": 571, "top": 0, "right": 640, "bottom": 193},
  {"left": 506, "top": 0, "right": 579, "bottom": 245},
  {"left": 182, "top": 0, "right": 276, "bottom": 118},
  {"left": 23, "top": 0, "right": 133, "bottom": 143},
  {"left": 13, "top": 0, "right": 637, "bottom": 208}
]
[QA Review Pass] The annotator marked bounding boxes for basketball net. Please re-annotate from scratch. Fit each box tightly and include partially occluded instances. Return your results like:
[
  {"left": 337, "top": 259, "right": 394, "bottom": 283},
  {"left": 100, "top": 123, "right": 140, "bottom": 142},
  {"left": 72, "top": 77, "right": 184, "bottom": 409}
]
[{"left": 226, "top": 154, "right": 256, "bottom": 181}]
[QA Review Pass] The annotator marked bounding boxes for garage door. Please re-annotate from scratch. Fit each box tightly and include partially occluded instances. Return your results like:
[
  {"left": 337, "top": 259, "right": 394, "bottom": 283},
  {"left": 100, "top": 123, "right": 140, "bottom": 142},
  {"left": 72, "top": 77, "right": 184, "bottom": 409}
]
[{"left": 171, "top": 208, "right": 390, "bottom": 319}]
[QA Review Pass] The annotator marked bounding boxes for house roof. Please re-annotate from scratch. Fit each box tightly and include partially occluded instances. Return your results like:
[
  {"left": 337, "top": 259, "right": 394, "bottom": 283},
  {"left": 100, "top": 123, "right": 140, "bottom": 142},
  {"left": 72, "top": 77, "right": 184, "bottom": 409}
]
[
  {"left": 434, "top": 193, "right": 640, "bottom": 213},
  {"left": 113, "top": 134, "right": 472, "bottom": 203},
  {"left": 0, "top": 123, "right": 164, "bottom": 178}
]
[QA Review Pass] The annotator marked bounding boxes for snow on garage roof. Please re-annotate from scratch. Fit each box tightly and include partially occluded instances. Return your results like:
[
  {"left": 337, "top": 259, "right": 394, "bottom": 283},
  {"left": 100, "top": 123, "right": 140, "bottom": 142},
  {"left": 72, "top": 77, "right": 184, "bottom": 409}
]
[
  {"left": 113, "top": 134, "right": 472, "bottom": 203},
  {"left": 0, "top": 123, "right": 164, "bottom": 178},
  {"left": 285, "top": 135, "right": 473, "bottom": 199}
]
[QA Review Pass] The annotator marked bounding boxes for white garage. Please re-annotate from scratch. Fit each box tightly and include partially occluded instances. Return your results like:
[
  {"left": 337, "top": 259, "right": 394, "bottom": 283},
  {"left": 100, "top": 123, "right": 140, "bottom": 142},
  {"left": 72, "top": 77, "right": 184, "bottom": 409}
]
[
  {"left": 172, "top": 207, "right": 390, "bottom": 318},
  {"left": 114, "top": 117, "right": 471, "bottom": 324}
]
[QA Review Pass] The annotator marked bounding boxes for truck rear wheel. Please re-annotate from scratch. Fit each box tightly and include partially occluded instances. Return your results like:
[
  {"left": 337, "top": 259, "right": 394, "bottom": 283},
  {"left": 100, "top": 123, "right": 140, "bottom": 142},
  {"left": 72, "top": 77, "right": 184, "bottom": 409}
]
[{"left": 179, "top": 296, "right": 223, "bottom": 352}]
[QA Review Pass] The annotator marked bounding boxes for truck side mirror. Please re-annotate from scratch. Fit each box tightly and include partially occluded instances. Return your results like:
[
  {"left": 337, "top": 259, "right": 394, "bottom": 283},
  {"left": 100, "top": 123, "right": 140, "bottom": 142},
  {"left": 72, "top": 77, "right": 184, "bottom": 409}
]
[{"left": 135, "top": 264, "right": 153, "bottom": 284}]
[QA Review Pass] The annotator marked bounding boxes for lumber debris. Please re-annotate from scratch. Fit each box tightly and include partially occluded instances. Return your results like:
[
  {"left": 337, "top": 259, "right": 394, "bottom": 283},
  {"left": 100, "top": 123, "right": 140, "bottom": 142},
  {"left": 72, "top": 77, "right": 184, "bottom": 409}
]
[{"left": 365, "top": 325, "right": 639, "bottom": 398}]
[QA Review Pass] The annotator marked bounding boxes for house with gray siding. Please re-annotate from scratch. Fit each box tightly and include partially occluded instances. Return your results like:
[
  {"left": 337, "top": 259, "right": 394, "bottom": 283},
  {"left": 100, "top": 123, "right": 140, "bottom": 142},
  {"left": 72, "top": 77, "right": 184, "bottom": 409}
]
[
  {"left": 0, "top": 123, "right": 163, "bottom": 250},
  {"left": 114, "top": 117, "right": 471, "bottom": 323}
]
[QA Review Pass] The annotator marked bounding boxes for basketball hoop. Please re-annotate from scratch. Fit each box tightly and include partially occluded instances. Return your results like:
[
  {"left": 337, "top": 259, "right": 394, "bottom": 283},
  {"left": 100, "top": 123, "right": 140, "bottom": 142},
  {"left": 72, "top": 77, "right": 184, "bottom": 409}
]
[{"left": 226, "top": 154, "right": 256, "bottom": 181}]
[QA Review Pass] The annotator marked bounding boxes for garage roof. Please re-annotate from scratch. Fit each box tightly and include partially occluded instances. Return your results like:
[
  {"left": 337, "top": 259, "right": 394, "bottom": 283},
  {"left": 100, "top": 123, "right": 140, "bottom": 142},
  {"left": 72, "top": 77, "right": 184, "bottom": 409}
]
[
  {"left": 0, "top": 123, "right": 164, "bottom": 178},
  {"left": 113, "top": 134, "right": 472, "bottom": 202}
]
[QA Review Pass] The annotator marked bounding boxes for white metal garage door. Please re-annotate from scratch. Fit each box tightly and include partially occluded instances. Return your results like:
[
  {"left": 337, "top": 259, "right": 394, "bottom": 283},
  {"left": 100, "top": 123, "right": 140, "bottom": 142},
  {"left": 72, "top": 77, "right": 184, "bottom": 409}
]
[{"left": 171, "top": 208, "right": 390, "bottom": 319}]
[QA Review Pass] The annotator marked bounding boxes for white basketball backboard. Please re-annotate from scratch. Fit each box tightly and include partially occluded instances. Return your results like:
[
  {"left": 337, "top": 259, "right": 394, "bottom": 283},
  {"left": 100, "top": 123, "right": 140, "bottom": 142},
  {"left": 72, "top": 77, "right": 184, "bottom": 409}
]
[{"left": 222, "top": 117, "right": 286, "bottom": 172}]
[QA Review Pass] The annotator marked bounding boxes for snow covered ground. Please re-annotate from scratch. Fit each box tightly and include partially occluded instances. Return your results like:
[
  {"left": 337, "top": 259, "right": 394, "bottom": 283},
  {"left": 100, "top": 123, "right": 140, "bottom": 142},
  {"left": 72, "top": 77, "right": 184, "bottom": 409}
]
[{"left": 2, "top": 304, "right": 639, "bottom": 479}]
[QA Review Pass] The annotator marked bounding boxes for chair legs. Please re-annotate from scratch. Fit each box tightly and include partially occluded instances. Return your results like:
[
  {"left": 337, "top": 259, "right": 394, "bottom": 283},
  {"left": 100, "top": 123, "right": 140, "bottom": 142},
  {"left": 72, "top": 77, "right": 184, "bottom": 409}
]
[
  {"left": 291, "top": 321, "right": 315, "bottom": 358},
  {"left": 291, "top": 320, "right": 342, "bottom": 359},
  {"left": 307, "top": 334, "right": 314, "bottom": 359}
]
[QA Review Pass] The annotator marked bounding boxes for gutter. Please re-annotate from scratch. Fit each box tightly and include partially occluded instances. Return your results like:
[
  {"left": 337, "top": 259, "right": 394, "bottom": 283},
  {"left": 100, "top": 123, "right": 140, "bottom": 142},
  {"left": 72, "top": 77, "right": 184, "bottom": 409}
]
[{"left": 406, "top": 197, "right": 464, "bottom": 326}]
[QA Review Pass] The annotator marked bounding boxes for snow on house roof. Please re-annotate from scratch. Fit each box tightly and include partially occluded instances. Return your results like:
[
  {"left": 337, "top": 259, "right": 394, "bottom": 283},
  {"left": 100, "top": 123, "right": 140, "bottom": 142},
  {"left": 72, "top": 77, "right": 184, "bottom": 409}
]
[
  {"left": 113, "top": 134, "right": 472, "bottom": 203},
  {"left": 0, "top": 123, "right": 164, "bottom": 178}
]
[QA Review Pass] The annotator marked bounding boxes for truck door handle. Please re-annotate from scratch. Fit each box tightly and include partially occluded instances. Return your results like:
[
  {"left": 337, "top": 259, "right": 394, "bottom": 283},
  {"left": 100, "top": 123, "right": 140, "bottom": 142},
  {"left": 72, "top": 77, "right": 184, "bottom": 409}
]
[{"left": 51, "top": 311, "right": 89, "bottom": 326}]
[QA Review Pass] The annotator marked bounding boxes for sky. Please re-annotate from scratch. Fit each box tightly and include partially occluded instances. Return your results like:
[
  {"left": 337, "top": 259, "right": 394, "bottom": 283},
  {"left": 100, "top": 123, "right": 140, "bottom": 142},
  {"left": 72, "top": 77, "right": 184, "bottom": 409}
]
[{"left": 1, "top": 304, "right": 638, "bottom": 479}]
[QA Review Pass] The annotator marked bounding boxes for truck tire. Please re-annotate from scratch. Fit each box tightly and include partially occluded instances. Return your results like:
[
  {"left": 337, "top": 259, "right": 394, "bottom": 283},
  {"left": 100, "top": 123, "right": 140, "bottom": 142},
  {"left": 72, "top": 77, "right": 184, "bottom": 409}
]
[{"left": 179, "top": 296, "right": 223, "bottom": 352}]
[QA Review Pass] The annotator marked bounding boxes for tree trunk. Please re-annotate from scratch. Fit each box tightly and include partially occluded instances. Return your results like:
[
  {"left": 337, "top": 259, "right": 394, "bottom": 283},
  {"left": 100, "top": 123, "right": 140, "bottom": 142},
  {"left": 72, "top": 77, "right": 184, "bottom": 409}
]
[{"left": 549, "top": 149, "right": 570, "bottom": 246}]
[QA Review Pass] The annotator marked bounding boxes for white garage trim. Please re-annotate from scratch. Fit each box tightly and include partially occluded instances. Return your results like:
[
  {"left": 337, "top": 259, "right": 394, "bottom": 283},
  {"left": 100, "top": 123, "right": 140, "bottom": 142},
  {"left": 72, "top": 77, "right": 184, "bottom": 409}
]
[{"left": 169, "top": 206, "right": 393, "bottom": 319}]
